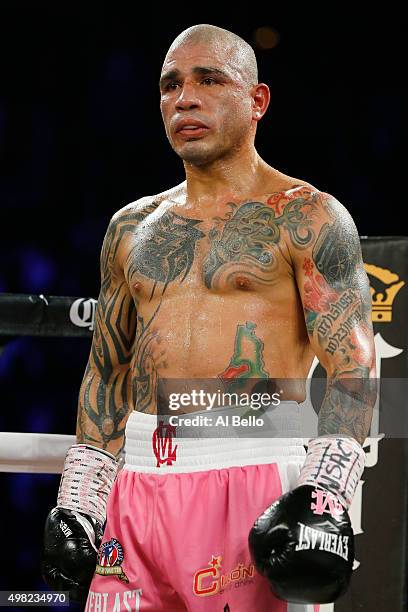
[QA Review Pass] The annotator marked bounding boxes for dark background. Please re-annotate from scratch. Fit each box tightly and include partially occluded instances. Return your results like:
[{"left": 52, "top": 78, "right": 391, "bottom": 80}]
[{"left": 0, "top": 2, "right": 405, "bottom": 608}]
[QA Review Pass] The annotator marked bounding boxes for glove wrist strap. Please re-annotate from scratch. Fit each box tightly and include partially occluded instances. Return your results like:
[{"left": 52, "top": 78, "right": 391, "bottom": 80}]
[
  {"left": 57, "top": 444, "right": 118, "bottom": 524},
  {"left": 297, "top": 436, "right": 365, "bottom": 509}
]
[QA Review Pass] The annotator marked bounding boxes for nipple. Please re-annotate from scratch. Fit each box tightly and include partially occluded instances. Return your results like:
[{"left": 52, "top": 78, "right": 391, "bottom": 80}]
[{"left": 235, "top": 276, "right": 252, "bottom": 291}]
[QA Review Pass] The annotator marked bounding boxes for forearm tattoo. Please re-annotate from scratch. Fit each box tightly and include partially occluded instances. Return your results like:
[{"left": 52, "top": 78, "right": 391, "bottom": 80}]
[{"left": 318, "top": 377, "right": 378, "bottom": 443}]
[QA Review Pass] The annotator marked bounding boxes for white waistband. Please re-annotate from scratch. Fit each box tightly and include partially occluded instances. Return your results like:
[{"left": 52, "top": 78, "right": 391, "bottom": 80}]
[{"left": 124, "top": 404, "right": 307, "bottom": 474}]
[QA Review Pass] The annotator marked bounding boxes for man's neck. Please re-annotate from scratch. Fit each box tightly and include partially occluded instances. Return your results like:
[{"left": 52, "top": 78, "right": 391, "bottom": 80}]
[{"left": 183, "top": 149, "right": 273, "bottom": 204}]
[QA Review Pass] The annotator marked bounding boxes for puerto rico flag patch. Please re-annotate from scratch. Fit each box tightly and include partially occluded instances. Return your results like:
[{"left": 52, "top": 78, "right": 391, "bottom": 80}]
[{"left": 95, "top": 538, "right": 129, "bottom": 583}]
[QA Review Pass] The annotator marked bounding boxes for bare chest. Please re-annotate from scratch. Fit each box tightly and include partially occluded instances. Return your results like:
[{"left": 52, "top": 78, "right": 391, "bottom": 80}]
[{"left": 123, "top": 199, "right": 296, "bottom": 299}]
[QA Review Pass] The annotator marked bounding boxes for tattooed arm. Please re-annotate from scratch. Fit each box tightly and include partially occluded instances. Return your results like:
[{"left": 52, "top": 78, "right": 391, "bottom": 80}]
[
  {"left": 289, "top": 191, "right": 376, "bottom": 444},
  {"left": 76, "top": 211, "right": 137, "bottom": 459}
]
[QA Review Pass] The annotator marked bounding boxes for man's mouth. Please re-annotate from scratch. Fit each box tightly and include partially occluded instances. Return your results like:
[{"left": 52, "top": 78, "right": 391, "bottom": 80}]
[
  {"left": 176, "top": 125, "right": 209, "bottom": 137},
  {"left": 179, "top": 125, "right": 203, "bottom": 131},
  {"left": 175, "top": 119, "right": 209, "bottom": 137}
]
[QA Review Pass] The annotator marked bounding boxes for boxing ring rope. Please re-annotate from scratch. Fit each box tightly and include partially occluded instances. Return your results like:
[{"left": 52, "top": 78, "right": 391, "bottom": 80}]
[
  {"left": 0, "top": 292, "right": 95, "bottom": 474},
  {"left": 0, "top": 432, "right": 76, "bottom": 473}
]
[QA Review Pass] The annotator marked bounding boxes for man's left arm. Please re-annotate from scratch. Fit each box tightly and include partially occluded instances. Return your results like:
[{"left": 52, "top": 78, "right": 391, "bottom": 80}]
[
  {"left": 248, "top": 191, "right": 377, "bottom": 604},
  {"left": 248, "top": 190, "right": 376, "bottom": 604},
  {"left": 291, "top": 191, "right": 377, "bottom": 444}
]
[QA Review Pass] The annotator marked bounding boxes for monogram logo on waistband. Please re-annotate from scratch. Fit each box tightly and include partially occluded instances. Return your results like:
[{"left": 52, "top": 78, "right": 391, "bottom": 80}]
[{"left": 152, "top": 420, "right": 178, "bottom": 467}]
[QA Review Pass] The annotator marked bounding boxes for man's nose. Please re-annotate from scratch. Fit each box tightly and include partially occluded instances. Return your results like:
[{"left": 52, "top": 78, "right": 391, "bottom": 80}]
[{"left": 175, "top": 83, "right": 201, "bottom": 111}]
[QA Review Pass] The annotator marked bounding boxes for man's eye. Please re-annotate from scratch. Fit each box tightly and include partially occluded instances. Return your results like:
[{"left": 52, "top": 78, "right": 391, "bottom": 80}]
[
  {"left": 202, "top": 78, "right": 217, "bottom": 85},
  {"left": 166, "top": 82, "right": 179, "bottom": 90}
]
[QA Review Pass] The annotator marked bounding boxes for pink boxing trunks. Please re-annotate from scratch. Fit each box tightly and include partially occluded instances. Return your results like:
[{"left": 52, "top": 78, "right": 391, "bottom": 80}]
[{"left": 86, "top": 405, "right": 320, "bottom": 612}]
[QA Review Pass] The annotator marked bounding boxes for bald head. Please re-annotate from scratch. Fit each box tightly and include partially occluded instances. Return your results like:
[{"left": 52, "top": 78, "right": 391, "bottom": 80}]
[
  {"left": 160, "top": 24, "right": 269, "bottom": 168},
  {"left": 164, "top": 24, "right": 258, "bottom": 87}
]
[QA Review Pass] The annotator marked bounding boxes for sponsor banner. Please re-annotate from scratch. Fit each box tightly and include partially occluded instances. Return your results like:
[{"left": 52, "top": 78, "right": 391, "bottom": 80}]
[
  {"left": 0, "top": 293, "right": 96, "bottom": 337},
  {"left": 334, "top": 237, "right": 408, "bottom": 612}
]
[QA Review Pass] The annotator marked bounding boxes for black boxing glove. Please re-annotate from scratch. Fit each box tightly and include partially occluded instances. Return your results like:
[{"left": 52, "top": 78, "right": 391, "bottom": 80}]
[
  {"left": 42, "top": 445, "right": 118, "bottom": 603},
  {"left": 249, "top": 436, "right": 365, "bottom": 604}
]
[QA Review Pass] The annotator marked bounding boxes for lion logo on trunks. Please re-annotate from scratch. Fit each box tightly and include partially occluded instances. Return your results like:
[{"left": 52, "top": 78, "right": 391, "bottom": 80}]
[
  {"left": 193, "top": 555, "right": 254, "bottom": 597},
  {"left": 95, "top": 538, "right": 129, "bottom": 583}
]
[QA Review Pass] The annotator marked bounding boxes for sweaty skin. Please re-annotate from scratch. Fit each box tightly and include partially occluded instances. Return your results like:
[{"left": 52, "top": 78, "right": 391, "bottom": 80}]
[{"left": 76, "top": 25, "right": 376, "bottom": 458}]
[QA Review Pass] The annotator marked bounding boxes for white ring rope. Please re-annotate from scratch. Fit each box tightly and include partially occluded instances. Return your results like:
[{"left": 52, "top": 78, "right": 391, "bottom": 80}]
[
  {"left": 0, "top": 430, "right": 378, "bottom": 475},
  {"left": 0, "top": 432, "right": 76, "bottom": 473}
]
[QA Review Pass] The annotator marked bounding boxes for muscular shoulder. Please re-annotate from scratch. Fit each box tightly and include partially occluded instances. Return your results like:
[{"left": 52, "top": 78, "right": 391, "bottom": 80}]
[
  {"left": 104, "top": 183, "right": 185, "bottom": 273},
  {"left": 271, "top": 181, "right": 360, "bottom": 269},
  {"left": 305, "top": 190, "right": 357, "bottom": 229},
  {"left": 110, "top": 181, "right": 186, "bottom": 225},
  {"left": 270, "top": 171, "right": 343, "bottom": 213},
  {"left": 281, "top": 188, "right": 361, "bottom": 283},
  {"left": 274, "top": 179, "right": 355, "bottom": 225}
]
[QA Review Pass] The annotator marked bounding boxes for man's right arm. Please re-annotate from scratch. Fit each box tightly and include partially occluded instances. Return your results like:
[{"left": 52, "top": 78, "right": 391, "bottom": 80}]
[
  {"left": 42, "top": 211, "right": 137, "bottom": 602},
  {"left": 76, "top": 212, "right": 137, "bottom": 459}
]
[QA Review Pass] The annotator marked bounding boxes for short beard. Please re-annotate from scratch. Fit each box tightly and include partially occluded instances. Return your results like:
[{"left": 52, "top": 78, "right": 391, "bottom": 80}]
[
  {"left": 179, "top": 148, "right": 218, "bottom": 167},
  {"left": 174, "top": 139, "right": 233, "bottom": 168}
]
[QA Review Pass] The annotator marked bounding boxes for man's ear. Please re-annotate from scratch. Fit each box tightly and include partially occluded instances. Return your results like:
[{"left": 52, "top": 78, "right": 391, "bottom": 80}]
[{"left": 251, "top": 83, "right": 270, "bottom": 121}]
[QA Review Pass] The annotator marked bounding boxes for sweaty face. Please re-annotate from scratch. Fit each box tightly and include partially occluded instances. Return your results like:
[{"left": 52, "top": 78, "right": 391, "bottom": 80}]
[{"left": 159, "top": 42, "right": 254, "bottom": 166}]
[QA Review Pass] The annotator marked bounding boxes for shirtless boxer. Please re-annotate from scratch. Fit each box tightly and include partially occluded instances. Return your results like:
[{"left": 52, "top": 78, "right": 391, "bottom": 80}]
[{"left": 42, "top": 24, "right": 376, "bottom": 611}]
